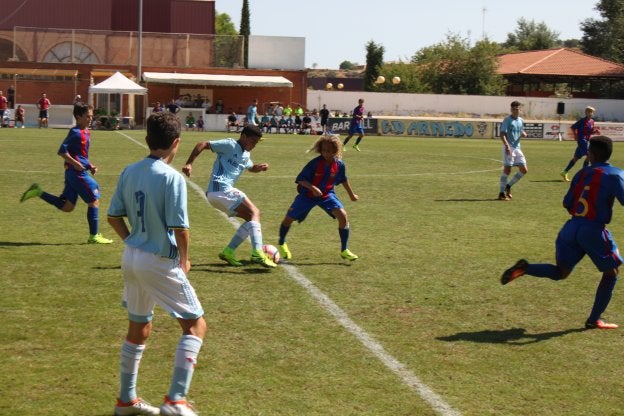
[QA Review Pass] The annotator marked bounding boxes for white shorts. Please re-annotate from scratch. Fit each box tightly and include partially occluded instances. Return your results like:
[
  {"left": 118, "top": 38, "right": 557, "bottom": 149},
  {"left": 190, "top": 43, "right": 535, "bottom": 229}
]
[
  {"left": 502, "top": 147, "right": 527, "bottom": 167},
  {"left": 206, "top": 188, "right": 247, "bottom": 217},
  {"left": 121, "top": 246, "right": 203, "bottom": 322}
]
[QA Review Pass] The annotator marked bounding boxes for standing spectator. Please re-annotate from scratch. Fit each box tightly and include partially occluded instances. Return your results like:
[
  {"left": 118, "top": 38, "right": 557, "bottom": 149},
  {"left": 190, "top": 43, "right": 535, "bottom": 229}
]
[
  {"left": 267, "top": 103, "right": 275, "bottom": 118},
  {"left": 15, "top": 104, "right": 25, "bottom": 128},
  {"left": 319, "top": 104, "right": 330, "bottom": 133},
  {"left": 73, "top": 94, "right": 83, "bottom": 105},
  {"left": 7, "top": 85, "right": 15, "bottom": 109},
  {"left": 283, "top": 103, "right": 293, "bottom": 118},
  {"left": 152, "top": 101, "right": 164, "bottom": 113},
  {"left": 275, "top": 102, "right": 284, "bottom": 118},
  {"left": 246, "top": 99, "right": 258, "bottom": 126},
  {"left": 498, "top": 100, "right": 528, "bottom": 201},
  {"left": 165, "top": 99, "right": 180, "bottom": 115},
  {"left": 19, "top": 103, "right": 113, "bottom": 244},
  {"left": 342, "top": 98, "right": 366, "bottom": 151},
  {"left": 181, "top": 125, "right": 277, "bottom": 268},
  {"left": 107, "top": 112, "right": 206, "bottom": 416},
  {"left": 560, "top": 106, "right": 598, "bottom": 182},
  {"left": 502, "top": 136, "right": 624, "bottom": 330},
  {"left": 215, "top": 99, "right": 224, "bottom": 114},
  {"left": 0, "top": 90, "right": 7, "bottom": 126},
  {"left": 37, "top": 93, "right": 51, "bottom": 128}
]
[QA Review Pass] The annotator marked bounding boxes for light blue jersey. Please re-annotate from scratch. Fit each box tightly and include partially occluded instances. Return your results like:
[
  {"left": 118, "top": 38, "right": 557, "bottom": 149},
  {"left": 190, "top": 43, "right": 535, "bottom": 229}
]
[
  {"left": 108, "top": 156, "right": 189, "bottom": 259},
  {"left": 501, "top": 115, "right": 525, "bottom": 149},
  {"left": 207, "top": 138, "right": 253, "bottom": 193}
]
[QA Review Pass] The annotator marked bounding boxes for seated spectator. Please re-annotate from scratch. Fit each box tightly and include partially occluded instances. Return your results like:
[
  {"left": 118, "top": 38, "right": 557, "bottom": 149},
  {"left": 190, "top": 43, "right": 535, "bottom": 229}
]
[
  {"left": 15, "top": 105, "right": 25, "bottom": 128},
  {"left": 269, "top": 116, "right": 278, "bottom": 134},
  {"left": 152, "top": 101, "right": 164, "bottom": 112},
  {"left": 278, "top": 116, "right": 289, "bottom": 134},
  {"left": 259, "top": 114, "right": 271, "bottom": 133},
  {"left": 215, "top": 99, "right": 224, "bottom": 114},
  {"left": 300, "top": 113, "right": 313, "bottom": 134},
  {"left": 185, "top": 113, "right": 196, "bottom": 131},
  {"left": 227, "top": 111, "right": 241, "bottom": 132},
  {"left": 196, "top": 116, "right": 205, "bottom": 131}
]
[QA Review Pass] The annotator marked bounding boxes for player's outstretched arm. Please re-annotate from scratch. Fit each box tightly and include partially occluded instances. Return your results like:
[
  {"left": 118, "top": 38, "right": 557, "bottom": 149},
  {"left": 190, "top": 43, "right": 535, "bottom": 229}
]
[
  {"left": 249, "top": 163, "right": 269, "bottom": 173},
  {"left": 182, "top": 141, "right": 210, "bottom": 177}
]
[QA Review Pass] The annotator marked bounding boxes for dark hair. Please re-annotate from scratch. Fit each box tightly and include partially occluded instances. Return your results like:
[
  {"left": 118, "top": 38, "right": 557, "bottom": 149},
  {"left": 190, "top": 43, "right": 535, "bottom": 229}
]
[
  {"left": 73, "top": 102, "right": 93, "bottom": 118},
  {"left": 589, "top": 135, "right": 613, "bottom": 163},
  {"left": 146, "top": 112, "right": 181, "bottom": 150},
  {"left": 241, "top": 124, "right": 262, "bottom": 139},
  {"left": 510, "top": 101, "right": 521, "bottom": 108}
]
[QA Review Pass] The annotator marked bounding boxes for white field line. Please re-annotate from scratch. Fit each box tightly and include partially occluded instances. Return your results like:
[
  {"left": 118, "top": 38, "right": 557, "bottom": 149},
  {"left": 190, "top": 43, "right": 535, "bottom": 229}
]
[{"left": 116, "top": 131, "right": 462, "bottom": 416}]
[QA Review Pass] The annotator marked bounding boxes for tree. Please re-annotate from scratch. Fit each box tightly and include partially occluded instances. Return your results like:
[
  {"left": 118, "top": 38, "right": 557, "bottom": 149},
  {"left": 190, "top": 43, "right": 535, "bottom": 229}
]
[
  {"left": 339, "top": 60, "right": 357, "bottom": 70},
  {"left": 503, "top": 18, "right": 561, "bottom": 50},
  {"left": 214, "top": 12, "right": 241, "bottom": 68},
  {"left": 376, "top": 61, "right": 424, "bottom": 93},
  {"left": 240, "top": 0, "right": 251, "bottom": 68},
  {"left": 215, "top": 12, "right": 237, "bottom": 35},
  {"left": 411, "top": 33, "right": 504, "bottom": 95},
  {"left": 580, "top": 0, "right": 624, "bottom": 63},
  {"left": 364, "top": 41, "right": 384, "bottom": 91}
]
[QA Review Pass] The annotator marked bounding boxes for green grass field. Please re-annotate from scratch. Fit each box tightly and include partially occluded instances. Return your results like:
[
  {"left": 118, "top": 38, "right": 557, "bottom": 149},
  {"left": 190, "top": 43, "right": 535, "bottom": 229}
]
[{"left": 2, "top": 127, "right": 624, "bottom": 416}]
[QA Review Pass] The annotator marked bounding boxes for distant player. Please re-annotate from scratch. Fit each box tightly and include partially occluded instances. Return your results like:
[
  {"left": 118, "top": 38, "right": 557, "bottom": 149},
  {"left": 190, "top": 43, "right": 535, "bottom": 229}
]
[
  {"left": 502, "top": 136, "right": 624, "bottom": 329},
  {"left": 342, "top": 98, "right": 365, "bottom": 151},
  {"left": 182, "top": 125, "right": 276, "bottom": 268},
  {"left": 278, "top": 134, "right": 359, "bottom": 261},
  {"left": 498, "top": 100, "right": 528, "bottom": 201},
  {"left": 246, "top": 99, "right": 258, "bottom": 126},
  {"left": 108, "top": 112, "right": 205, "bottom": 416},
  {"left": 319, "top": 104, "right": 330, "bottom": 133},
  {"left": 37, "top": 92, "right": 51, "bottom": 128},
  {"left": 20, "top": 103, "right": 113, "bottom": 244},
  {"left": 560, "top": 106, "right": 598, "bottom": 182}
]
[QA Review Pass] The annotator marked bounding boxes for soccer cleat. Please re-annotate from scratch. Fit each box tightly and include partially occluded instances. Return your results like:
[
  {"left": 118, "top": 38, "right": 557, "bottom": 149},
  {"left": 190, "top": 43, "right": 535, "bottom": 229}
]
[
  {"left": 114, "top": 397, "right": 160, "bottom": 415},
  {"left": 498, "top": 192, "right": 509, "bottom": 201},
  {"left": 87, "top": 233, "right": 113, "bottom": 244},
  {"left": 353, "top": 144, "right": 361, "bottom": 152},
  {"left": 20, "top": 183, "right": 43, "bottom": 202},
  {"left": 501, "top": 259, "right": 528, "bottom": 285},
  {"left": 219, "top": 247, "right": 243, "bottom": 266},
  {"left": 278, "top": 243, "right": 292, "bottom": 260},
  {"left": 250, "top": 249, "right": 277, "bottom": 268},
  {"left": 504, "top": 185, "right": 512, "bottom": 200},
  {"left": 560, "top": 170, "right": 570, "bottom": 182},
  {"left": 585, "top": 319, "right": 619, "bottom": 329},
  {"left": 160, "top": 396, "right": 197, "bottom": 416},
  {"left": 341, "top": 249, "right": 359, "bottom": 261}
]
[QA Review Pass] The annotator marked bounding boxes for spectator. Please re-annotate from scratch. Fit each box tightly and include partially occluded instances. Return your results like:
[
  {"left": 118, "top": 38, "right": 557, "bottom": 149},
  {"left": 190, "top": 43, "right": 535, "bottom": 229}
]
[
  {"left": 196, "top": 115, "right": 205, "bottom": 132},
  {"left": 185, "top": 113, "right": 196, "bottom": 131},
  {"left": 166, "top": 99, "right": 180, "bottom": 114},
  {"left": 7, "top": 85, "right": 15, "bottom": 109},
  {"left": 275, "top": 103, "right": 284, "bottom": 118},
  {"left": 152, "top": 101, "right": 164, "bottom": 112},
  {"left": 37, "top": 93, "right": 51, "bottom": 128},
  {"left": 15, "top": 104, "right": 25, "bottom": 128},
  {"left": 320, "top": 104, "right": 330, "bottom": 133},
  {"left": 227, "top": 112, "right": 241, "bottom": 132},
  {"left": 215, "top": 99, "right": 224, "bottom": 114},
  {"left": 0, "top": 91, "right": 6, "bottom": 125}
]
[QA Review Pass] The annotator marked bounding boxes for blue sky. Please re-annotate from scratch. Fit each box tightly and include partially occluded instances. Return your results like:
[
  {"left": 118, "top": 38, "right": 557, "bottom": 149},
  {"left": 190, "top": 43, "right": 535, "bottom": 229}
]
[{"left": 216, "top": 0, "right": 601, "bottom": 69}]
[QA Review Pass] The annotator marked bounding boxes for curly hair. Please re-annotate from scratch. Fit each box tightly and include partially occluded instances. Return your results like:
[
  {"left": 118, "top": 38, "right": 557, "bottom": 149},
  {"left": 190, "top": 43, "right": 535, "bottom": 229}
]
[{"left": 307, "top": 134, "right": 343, "bottom": 159}]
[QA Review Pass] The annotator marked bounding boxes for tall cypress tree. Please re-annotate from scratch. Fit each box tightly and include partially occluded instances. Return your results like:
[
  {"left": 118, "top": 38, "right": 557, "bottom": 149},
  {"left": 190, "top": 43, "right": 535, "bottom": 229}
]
[{"left": 240, "top": 0, "right": 251, "bottom": 68}]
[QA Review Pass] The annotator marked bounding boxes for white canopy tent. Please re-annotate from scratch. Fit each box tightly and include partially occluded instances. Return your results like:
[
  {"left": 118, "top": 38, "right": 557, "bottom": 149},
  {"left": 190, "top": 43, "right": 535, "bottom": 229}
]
[{"left": 89, "top": 72, "right": 146, "bottom": 123}]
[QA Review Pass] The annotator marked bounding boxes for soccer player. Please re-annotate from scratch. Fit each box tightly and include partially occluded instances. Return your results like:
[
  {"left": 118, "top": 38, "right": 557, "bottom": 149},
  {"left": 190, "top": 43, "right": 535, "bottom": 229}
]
[
  {"left": 19, "top": 103, "right": 113, "bottom": 244},
  {"left": 342, "top": 98, "right": 365, "bottom": 151},
  {"left": 182, "top": 125, "right": 276, "bottom": 268},
  {"left": 319, "top": 104, "right": 330, "bottom": 133},
  {"left": 278, "top": 134, "right": 359, "bottom": 261},
  {"left": 108, "top": 112, "right": 206, "bottom": 416},
  {"left": 37, "top": 92, "right": 51, "bottom": 128},
  {"left": 560, "top": 106, "right": 598, "bottom": 182},
  {"left": 502, "top": 136, "right": 624, "bottom": 329},
  {"left": 246, "top": 98, "right": 258, "bottom": 126},
  {"left": 498, "top": 100, "right": 528, "bottom": 201}
]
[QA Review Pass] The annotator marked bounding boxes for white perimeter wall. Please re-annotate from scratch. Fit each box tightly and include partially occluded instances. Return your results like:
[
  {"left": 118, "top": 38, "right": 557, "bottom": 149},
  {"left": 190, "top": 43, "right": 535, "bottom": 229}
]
[{"left": 308, "top": 90, "right": 624, "bottom": 122}]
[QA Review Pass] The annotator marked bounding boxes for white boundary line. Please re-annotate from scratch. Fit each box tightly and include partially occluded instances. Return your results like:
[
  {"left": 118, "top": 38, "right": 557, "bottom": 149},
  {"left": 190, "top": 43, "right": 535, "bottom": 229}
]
[{"left": 116, "top": 131, "right": 462, "bottom": 416}]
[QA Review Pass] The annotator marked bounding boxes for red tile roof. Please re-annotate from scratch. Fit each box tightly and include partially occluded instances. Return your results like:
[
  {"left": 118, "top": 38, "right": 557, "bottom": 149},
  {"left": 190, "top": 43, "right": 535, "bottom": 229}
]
[{"left": 497, "top": 48, "right": 624, "bottom": 77}]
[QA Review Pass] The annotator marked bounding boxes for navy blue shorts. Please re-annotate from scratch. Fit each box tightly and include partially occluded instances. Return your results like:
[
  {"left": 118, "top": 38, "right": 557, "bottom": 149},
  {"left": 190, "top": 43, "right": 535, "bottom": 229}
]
[
  {"left": 286, "top": 193, "right": 344, "bottom": 222},
  {"left": 556, "top": 219, "right": 623, "bottom": 272},
  {"left": 62, "top": 168, "right": 100, "bottom": 205}
]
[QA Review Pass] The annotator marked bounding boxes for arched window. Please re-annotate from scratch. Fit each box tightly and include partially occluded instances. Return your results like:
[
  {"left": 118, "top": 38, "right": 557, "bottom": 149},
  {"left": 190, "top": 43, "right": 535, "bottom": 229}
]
[{"left": 43, "top": 42, "right": 99, "bottom": 64}]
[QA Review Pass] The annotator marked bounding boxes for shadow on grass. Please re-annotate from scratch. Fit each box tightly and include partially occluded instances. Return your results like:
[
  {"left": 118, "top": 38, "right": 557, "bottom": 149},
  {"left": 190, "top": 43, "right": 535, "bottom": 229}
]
[
  {"left": 192, "top": 262, "right": 276, "bottom": 274},
  {"left": 0, "top": 241, "right": 77, "bottom": 247},
  {"left": 436, "top": 327, "right": 587, "bottom": 345}
]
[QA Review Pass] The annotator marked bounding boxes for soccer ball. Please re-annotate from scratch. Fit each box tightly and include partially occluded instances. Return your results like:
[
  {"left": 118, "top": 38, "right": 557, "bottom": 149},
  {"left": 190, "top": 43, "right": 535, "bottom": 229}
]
[{"left": 262, "top": 244, "right": 281, "bottom": 264}]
